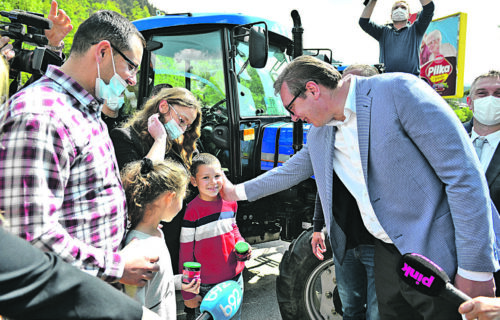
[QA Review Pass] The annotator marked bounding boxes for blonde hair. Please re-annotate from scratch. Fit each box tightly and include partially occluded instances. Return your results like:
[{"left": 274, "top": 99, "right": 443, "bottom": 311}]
[
  {"left": 125, "top": 87, "right": 202, "bottom": 167},
  {"left": 0, "top": 57, "right": 8, "bottom": 104},
  {"left": 0, "top": 57, "right": 7, "bottom": 226},
  {"left": 121, "top": 158, "right": 190, "bottom": 230},
  {"left": 0, "top": 57, "right": 10, "bottom": 151}
]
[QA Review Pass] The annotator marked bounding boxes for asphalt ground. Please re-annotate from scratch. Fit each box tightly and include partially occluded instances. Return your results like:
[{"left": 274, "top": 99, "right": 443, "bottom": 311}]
[{"left": 176, "top": 239, "right": 289, "bottom": 319}]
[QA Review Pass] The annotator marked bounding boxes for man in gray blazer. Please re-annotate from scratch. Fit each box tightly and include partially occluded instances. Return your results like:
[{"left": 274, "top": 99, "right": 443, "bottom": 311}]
[{"left": 222, "top": 56, "right": 500, "bottom": 319}]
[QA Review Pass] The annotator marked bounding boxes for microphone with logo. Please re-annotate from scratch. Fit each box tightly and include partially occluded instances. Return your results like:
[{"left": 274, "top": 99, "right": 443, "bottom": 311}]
[
  {"left": 196, "top": 280, "right": 243, "bottom": 320},
  {"left": 398, "top": 253, "right": 471, "bottom": 307}
]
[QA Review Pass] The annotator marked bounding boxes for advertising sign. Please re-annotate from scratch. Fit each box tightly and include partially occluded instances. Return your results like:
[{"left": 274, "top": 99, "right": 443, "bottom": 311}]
[{"left": 419, "top": 13, "right": 467, "bottom": 98}]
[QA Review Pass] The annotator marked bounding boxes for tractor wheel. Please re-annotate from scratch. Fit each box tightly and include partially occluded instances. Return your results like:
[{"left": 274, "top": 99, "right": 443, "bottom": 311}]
[{"left": 276, "top": 229, "right": 342, "bottom": 319}]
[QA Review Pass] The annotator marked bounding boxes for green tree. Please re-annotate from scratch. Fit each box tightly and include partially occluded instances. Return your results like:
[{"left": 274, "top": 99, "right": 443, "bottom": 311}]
[
  {"left": 2, "top": 0, "right": 157, "bottom": 88},
  {"left": 446, "top": 98, "right": 472, "bottom": 123},
  {"left": 2, "top": 0, "right": 158, "bottom": 55}
]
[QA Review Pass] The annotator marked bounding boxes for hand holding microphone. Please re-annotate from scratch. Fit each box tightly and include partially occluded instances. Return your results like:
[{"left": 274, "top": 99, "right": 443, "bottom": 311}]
[
  {"left": 459, "top": 296, "right": 500, "bottom": 320},
  {"left": 196, "top": 280, "right": 243, "bottom": 320}
]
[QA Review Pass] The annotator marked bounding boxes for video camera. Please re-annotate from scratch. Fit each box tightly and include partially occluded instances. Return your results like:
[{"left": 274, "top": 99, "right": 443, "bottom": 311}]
[{"left": 0, "top": 10, "right": 63, "bottom": 82}]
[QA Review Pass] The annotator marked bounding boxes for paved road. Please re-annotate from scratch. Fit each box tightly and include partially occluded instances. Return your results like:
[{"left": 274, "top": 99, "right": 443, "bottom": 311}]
[
  {"left": 176, "top": 239, "right": 289, "bottom": 319},
  {"left": 240, "top": 240, "right": 289, "bottom": 320}
]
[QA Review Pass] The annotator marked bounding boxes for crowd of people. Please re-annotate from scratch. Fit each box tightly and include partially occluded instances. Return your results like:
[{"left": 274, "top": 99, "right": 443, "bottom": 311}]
[{"left": 1, "top": 1, "right": 500, "bottom": 320}]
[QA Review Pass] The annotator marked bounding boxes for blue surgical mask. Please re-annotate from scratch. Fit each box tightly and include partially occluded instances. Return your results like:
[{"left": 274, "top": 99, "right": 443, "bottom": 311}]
[
  {"left": 95, "top": 48, "right": 128, "bottom": 105},
  {"left": 106, "top": 96, "right": 125, "bottom": 111},
  {"left": 164, "top": 119, "right": 185, "bottom": 140}
]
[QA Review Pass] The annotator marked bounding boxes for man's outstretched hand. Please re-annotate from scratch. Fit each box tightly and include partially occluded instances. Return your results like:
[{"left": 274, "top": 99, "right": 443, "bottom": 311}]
[{"left": 219, "top": 172, "right": 240, "bottom": 202}]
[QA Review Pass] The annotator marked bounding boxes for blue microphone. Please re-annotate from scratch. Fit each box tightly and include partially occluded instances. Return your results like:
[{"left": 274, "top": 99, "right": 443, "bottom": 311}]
[
  {"left": 196, "top": 280, "right": 243, "bottom": 320},
  {"left": 398, "top": 253, "right": 471, "bottom": 307}
]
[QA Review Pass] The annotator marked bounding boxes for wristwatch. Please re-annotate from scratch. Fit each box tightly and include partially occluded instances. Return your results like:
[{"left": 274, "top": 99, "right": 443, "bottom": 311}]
[{"left": 45, "top": 41, "right": 65, "bottom": 52}]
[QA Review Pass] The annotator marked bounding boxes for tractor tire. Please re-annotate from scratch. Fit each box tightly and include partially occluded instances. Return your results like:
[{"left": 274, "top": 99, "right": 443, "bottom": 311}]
[{"left": 276, "top": 228, "right": 342, "bottom": 320}]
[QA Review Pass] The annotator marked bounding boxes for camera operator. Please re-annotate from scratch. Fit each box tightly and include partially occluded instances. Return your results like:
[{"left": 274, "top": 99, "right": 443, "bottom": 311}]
[{"left": 0, "top": 1, "right": 72, "bottom": 67}]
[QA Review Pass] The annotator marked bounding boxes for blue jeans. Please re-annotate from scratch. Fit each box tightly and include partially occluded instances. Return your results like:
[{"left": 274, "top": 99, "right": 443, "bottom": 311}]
[
  {"left": 334, "top": 245, "right": 380, "bottom": 320},
  {"left": 185, "top": 274, "right": 244, "bottom": 320}
]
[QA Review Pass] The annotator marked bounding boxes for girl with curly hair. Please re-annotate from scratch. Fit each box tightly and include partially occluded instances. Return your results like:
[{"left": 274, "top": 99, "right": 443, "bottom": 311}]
[{"left": 122, "top": 158, "right": 199, "bottom": 319}]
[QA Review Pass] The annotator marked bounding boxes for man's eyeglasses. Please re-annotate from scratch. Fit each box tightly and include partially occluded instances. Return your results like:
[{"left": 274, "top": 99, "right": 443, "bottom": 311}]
[
  {"left": 284, "top": 89, "right": 303, "bottom": 116},
  {"left": 92, "top": 41, "right": 139, "bottom": 75},
  {"left": 108, "top": 42, "right": 139, "bottom": 75},
  {"left": 169, "top": 103, "right": 191, "bottom": 130}
]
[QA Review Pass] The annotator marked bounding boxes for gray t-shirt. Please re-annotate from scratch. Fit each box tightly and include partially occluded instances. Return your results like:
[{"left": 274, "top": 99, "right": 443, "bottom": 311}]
[{"left": 124, "top": 229, "right": 182, "bottom": 319}]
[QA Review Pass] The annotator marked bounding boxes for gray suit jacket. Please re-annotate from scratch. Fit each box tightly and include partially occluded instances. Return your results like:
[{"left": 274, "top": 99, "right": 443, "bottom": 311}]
[
  {"left": 487, "top": 145, "right": 500, "bottom": 211},
  {"left": 465, "top": 121, "right": 500, "bottom": 212},
  {"left": 245, "top": 73, "right": 500, "bottom": 278}
]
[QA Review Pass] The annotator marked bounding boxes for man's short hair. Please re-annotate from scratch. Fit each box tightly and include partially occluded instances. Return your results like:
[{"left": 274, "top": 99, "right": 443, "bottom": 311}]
[
  {"left": 392, "top": 1, "right": 410, "bottom": 12},
  {"left": 470, "top": 70, "right": 500, "bottom": 95},
  {"left": 70, "top": 10, "right": 145, "bottom": 55},
  {"left": 273, "top": 55, "right": 342, "bottom": 99},
  {"left": 343, "top": 64, "right": 379, "bottom": 77}
]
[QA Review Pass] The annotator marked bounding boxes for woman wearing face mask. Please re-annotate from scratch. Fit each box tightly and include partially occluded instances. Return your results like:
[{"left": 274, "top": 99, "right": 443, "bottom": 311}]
[
  {"left": 110, "top": 87, "right": 201, "bottom": 171},
  {"left": 110, "top": 87, "right": 202, "bottom": 275}
]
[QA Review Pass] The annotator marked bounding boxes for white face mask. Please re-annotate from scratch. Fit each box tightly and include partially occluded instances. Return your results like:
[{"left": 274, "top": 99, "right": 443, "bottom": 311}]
[
  {"left": 95, "top": 48, "right": 128, "bottom": 107},
  {"left": 392, "top": 8, "right": 409, "bottom": 22},
  {"left": 473, "top": 95, "right": 500, "bottom": 126}
]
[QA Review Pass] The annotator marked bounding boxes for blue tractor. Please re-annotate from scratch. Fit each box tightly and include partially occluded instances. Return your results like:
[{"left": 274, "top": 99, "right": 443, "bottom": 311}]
[{"left": 132, "top": 11, "right": 341, "bottom": 319}]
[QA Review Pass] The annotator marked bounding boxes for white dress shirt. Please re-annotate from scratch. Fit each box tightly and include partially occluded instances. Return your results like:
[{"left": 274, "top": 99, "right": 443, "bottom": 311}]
[
  {"left": 326, "top": 77, "right": 392, "bottom": 243},
  {"left": 471, "top": 129, "right": 500, "bottom": 171}
]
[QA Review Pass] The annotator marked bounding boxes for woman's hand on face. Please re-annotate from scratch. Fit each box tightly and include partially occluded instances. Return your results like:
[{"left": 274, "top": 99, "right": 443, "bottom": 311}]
[{"left": 148, "top": 114, "right": 167, "bottom": 141}]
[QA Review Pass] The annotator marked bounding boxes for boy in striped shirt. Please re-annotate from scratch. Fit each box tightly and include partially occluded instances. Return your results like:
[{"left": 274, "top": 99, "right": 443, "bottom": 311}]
[{"left": 179, "top": 153, "right": 251, "bottom": 320}]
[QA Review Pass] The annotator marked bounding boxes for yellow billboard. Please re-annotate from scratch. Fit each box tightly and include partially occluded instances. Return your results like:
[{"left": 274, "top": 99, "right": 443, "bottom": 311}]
[{"left": 419, "top": 12, "right": 467, "bottom": 99}]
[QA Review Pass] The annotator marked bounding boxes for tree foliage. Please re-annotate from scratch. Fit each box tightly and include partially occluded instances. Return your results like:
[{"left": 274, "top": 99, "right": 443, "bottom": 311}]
[
  {"left": 446, "top": 97, "right": 473, "bottom": 123},
  {"left": 1, "top": 0, "right": 157, "bottom": 56}
]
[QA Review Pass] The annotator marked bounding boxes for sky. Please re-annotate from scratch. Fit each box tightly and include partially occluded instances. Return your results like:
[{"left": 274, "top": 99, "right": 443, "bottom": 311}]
[{"left": 148, "top": 0, "right": 500, "bottom": 86}]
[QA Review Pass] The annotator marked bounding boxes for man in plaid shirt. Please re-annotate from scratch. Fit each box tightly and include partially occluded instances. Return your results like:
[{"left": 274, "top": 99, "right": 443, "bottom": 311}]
[{"left": 0, "top": 10, "right": 158, "bottom": 286}]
